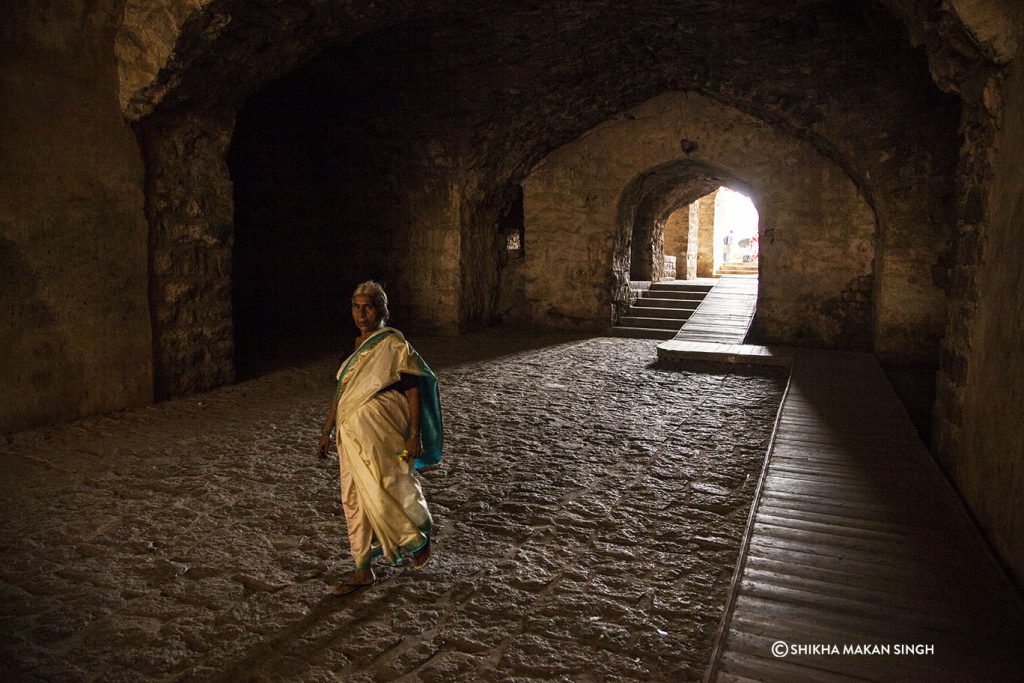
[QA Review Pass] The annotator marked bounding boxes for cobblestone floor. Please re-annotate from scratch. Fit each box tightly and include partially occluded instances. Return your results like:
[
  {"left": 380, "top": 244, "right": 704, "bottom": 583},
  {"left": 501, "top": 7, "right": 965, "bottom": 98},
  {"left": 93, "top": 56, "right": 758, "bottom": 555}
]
[{"left": 0, "top": 333, "right": 787, "bottom": 682}]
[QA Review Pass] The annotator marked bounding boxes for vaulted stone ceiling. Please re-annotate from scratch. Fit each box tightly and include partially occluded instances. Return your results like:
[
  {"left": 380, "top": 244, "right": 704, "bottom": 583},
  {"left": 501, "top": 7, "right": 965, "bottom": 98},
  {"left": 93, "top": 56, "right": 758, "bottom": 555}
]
[
  {"left": 122, "top": 1, "right": 1014, "bottom": 284},
  {"left": 121, "top": 0, "right": 1015, "bottom": 117},
  {"left": 123, "top": 0, "right": 977, "bottom": 191}
]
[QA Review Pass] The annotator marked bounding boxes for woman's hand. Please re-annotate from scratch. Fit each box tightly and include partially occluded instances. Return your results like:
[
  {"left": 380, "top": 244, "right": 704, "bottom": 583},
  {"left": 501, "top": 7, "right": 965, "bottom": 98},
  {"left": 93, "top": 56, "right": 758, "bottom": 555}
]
[
  {"left": 403, "top": 435, "right": 423, "bottom": 463},
  {"left": 317, "top": 433, "right": 332, "bottom": 459}
]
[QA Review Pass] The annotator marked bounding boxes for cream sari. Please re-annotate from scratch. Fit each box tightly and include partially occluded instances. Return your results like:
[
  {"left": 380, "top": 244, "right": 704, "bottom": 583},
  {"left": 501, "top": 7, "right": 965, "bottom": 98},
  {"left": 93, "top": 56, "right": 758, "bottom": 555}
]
[{"left": 334, "top": 327, "right": 442, "bottom": 569}]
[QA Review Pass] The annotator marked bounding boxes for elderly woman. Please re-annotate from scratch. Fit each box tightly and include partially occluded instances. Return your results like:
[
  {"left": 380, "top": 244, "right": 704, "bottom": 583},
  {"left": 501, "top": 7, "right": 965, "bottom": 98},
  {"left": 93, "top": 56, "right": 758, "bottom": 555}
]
[{"left": 317, "top": 281, "right": 442, "bottom": 594}]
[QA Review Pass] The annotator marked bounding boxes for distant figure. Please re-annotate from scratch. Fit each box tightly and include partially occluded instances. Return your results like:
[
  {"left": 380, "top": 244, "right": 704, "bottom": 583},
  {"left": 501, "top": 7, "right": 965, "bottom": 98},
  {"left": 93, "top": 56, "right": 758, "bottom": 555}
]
[
  {"left": 317, "top": 281, "right": 443, "bottom": 594},
  {"left": 750, "top": 235, "right": 759, "bottom": 261},
  {"left": 723, "top": 230, "right": 734, "bottom": 263}
]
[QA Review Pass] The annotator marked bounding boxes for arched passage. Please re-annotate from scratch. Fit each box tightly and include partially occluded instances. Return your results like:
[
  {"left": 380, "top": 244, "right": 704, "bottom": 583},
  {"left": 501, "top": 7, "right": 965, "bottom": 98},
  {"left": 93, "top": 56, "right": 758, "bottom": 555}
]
[
  {"left": 616, "top": 161, "right": 757, "bottom": 290},
  {"left": 225, "top": 39, "right": 433, "bottom": 377},
  {"left": 521, "top": 91, "right": 879, "bottom": 348},
  {"left": 618, "top": 161, "right": 727, "bottom": 284}
]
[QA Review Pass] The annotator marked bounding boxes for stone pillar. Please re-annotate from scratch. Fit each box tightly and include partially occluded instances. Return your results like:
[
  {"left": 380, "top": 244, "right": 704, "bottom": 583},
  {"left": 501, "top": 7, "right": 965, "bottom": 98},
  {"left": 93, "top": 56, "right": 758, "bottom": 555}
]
[
  {"left": 696, "top": 190, "right": 718, "bottom": 277},
  {"left": 686, "top": 201, "right": 699, "bottom": 279},
  {"left": 140, "top": 112, "right": 236, "bottom": 399},
  {"left": 403, "top": 169, "right": 462, "bottom": 334},
  {"left": 650, "top": 218, "right": 667, "bottom": 282}
]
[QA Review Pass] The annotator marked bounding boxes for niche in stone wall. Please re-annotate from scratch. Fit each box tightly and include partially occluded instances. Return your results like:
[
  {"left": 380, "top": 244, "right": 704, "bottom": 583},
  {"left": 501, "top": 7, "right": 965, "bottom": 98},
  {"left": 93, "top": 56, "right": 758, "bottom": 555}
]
[
  {"left": 499, "top": 184, "right": 525, "bottom": 259},
  {"left": 493, "top": 184, "right": 529, "bottom": 325}
]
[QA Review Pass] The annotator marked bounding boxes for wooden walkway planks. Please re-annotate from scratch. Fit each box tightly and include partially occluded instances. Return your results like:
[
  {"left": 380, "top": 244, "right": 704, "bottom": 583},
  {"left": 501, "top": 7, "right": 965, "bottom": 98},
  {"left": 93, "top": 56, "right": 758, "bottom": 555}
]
[
  {"left": 708, "top": 350, "right": 1024, "bottom": 682},
  {"left": 669, "top": 275, "right": 758, "bottom": 344},
  {"left": 656, "top": 275, "right": 783, "bottom": 365},
  {"left": 649, "top": 274, "right": 1023, "bottom": 679}
]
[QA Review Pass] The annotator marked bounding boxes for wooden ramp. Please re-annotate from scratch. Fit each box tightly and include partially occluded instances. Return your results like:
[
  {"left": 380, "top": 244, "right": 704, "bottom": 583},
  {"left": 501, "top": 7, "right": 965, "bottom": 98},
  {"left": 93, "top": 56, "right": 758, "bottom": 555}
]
[
  {"left": 670, "top": 275, "right": 758, "bottom": 344},
  {"left": 656, "top": 275, "right": 772, "bottom": 366},
  {"left": 708, "top": 350, "right": 1024, "bottom": 682}
]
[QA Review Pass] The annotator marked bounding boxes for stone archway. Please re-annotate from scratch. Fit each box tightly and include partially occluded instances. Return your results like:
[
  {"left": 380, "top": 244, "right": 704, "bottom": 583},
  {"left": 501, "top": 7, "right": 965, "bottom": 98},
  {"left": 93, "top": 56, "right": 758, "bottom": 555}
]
[
  {"left": 615, "top": 161, "right": 761, "bottom": 290},
  {"left": 223, "top": 39, "right": 472, "bottom": 377},
  {"left": 617, "top": 161, "right": 728, "bottom": 285}
]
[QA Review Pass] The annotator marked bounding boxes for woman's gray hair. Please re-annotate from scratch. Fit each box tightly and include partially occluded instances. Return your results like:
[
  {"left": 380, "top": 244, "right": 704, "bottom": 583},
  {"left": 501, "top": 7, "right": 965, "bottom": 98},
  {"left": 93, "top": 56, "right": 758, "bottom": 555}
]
[{"left": 352, "top": 280, "right": 389, "bottom": 320}]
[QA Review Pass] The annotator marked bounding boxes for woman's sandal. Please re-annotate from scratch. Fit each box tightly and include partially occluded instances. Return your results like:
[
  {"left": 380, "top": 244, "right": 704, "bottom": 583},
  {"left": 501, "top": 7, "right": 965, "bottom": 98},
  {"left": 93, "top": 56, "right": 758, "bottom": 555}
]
[
  {"left": 411, "top": 538, "right": 431, "bottom": 570},
  {"left": 332, "top": 570, "right": 375, "bottom": 596}
]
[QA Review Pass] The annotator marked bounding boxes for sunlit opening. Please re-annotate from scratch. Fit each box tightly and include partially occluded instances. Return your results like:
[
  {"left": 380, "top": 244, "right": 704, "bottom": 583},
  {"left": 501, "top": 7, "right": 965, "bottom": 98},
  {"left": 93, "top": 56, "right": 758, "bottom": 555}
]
[{"left": 714, "top": 187, "right": 759, "bottom": 272}]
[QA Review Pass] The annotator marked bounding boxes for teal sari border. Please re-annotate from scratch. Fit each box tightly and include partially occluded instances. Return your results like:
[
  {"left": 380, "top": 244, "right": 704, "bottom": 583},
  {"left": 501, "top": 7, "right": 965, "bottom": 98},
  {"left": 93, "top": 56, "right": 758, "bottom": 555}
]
[
  {"left": 390, "top": 523, "right": 433, "bottom": 567},
  {"left": 404, "top": 522, "right": 433, "bottom": 555},
  {"left": 355, "top": 523, "right": 432, "bottom": 569},
  {"left": 354, "top": 546, "right": 384, "bottom": 570},
  {"left": 411, "top": 354, "right": 444, "bottom": 470}
]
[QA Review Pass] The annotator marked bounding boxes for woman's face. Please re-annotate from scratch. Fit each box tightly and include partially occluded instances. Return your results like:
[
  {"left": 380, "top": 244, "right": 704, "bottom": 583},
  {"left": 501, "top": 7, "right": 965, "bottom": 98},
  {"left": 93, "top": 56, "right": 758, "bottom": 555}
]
[{"left": 352, "top": 295, "right": 383, "bottom": 334}]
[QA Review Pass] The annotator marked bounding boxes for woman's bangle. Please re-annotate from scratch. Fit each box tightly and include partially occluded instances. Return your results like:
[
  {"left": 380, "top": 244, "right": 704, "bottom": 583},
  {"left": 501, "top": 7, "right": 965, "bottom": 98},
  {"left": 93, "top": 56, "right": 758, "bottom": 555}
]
[{"left": 321, "top": 426, "right": 332, "bottom": 437}]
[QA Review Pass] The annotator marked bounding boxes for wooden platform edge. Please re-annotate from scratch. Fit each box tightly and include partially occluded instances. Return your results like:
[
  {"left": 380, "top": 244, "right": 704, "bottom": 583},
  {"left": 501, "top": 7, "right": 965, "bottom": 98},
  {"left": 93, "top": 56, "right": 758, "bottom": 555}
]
[
  {"left": 874, "top": 355, "right": 1024, "bottom": 608},
  {"left": 703, "top": 366, "right": 795, "bottom": 683},
  {"left": 847, "top": 354, "right": 1024, "bottom": 610},
  {"left": 655, "top": 347, "right": 794, "bottom": 368}
]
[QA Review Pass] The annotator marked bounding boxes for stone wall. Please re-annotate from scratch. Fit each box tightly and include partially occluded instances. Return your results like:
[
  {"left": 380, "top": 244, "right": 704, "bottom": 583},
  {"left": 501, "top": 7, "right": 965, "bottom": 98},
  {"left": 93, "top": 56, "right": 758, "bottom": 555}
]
[
  {"left": 895, "top": 0, "right": 1024, "bottom": 588},
  {"left": 0, "top": 1, "right": 153, "bottom": 433},
  {"left": 457, "top": 176, "right": 510, "bottom": 332},
  {"left": 936, "top": 55, "right": 1024, "bottom": 587},
  {"left": 754, "top": 162, "right": 877, "bottom": 349},
  {"left": 522, "top": 92, "right": 876, "bottom": 345}
]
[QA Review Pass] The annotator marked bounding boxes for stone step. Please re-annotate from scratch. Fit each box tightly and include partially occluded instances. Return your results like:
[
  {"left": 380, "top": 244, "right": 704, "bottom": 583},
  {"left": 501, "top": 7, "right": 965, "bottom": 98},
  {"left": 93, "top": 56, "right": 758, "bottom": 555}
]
[
  {"left": 614, "top": 280, "right": 710, "bottom": 338},
  {"left": 719, "top": 263, "right": 758, "bottom": 275},
  {"left": 619, "top": 316, "right": 685, "bottom": 330},
  {"left": 636, "top": 296, "right": 701, "bottom": 310},
  {"left": 608, "top": 326, "right": 677, "bottom": 340},
  {"left": 640, "top": 291, "right": 706, "bottom": 302},
  {"left": 649, "top": 282, "right": 714, "bottom": 293},
  {"left": 626, "top": 305, "right": 694, "bottom": 320}
]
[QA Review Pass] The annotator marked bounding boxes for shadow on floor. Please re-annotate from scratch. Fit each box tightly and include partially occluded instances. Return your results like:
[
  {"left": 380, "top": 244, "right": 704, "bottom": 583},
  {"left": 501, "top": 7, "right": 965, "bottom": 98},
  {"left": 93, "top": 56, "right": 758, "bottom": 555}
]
[{"left": 236, "top": 327, "right": 603, "bottom": 379}]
